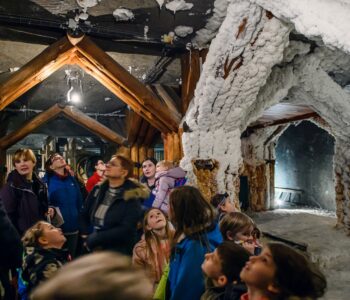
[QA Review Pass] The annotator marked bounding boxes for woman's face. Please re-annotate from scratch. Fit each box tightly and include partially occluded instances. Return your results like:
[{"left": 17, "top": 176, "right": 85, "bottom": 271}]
[
  {"left": 105, "top": 157, "right": 127, "bottom": 179},
  {"left": 240, "top": 247, "right": 277, "bottom": 290},
  {"left": 14, "top": 155, "right": 35, "bottom": 178},
  {"left": 142, "top": 160, "right": 156, "bottom": 179},
  {"left": 146, "top": 209, "right": 167, "bottom": 230},
  {"left": 50, "top": 154, "right": 66, "bottom": 171}
]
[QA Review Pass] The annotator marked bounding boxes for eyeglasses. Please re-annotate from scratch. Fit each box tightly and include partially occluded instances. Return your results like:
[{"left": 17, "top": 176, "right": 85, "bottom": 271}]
[
  {"left": 106, "top": 161, "right": 120, "bottom": 168},
  {"left": 51, "top": 155, "right": 64, "bottom": 163}
]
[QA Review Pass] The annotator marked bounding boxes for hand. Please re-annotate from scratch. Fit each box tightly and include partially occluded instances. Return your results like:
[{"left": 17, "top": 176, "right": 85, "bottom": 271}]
[
  {"left": 242, "top": 240, "right": 256, "bottom": 255},
  {"left": 47, "top": 207, "right": 55, "bottom": 218}
]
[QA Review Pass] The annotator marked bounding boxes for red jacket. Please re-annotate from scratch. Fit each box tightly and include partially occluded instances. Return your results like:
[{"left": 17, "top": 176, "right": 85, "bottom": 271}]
[{"left": 86, "top": 172, "right": 102, "bottom": 193}]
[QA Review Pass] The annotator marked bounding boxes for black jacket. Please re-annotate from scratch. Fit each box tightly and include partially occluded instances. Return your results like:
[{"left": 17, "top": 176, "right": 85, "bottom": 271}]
[
  {"left": 0, "top": 170, "right": 48, "bottom": 235},
  {"left": 0, "top": 200, "right": 23, "bottom": 269},
  {"left": 201, "top": 283, "right": 247, "bottom": 300},
  {"left": 80, "top": 179, "right": 149, "bottom": 255}
]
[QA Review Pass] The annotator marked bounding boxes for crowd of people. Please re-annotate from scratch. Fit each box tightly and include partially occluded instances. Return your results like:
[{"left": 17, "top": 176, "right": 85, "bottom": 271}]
[{"left": 0, "top": 148, "right": 327, "bottom": 300}]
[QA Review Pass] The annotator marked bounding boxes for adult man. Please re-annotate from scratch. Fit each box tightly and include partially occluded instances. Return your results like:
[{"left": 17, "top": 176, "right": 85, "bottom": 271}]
[{"left": 85, "top": 160, "right": 106, "bottom": 193}]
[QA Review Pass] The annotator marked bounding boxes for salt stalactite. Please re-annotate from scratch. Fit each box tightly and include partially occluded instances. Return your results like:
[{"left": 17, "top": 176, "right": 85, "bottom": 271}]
[
  {"left": 181, "top": 0, "right": 291, "bottom": 204},
  {"left": 165, "top": 0, "right": 193, "bottom": 14},
  {"left": 76, "top": 0, "right": 100, "bottom": 9},
  {"left": 155, "top": 0, "right": 164, "bottom": 9},
  {"left": 174, "top": 26, "right": 193, "bottom": 38},
  {"left": 113, "top": 8, "right": 134, "bottom": 22}
]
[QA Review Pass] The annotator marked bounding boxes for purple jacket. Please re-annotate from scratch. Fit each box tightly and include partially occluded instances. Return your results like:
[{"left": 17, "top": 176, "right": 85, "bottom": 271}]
[
  {"left": 0, "top": 170, "right": 48, "bottom": 235},
  {"left": 153, "top": 167, "right": 186, "bottom": 213}
]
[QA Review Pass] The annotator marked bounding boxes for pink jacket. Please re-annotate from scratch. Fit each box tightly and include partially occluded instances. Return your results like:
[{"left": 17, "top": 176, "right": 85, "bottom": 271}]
[{"left": 153, "top": 167, "right": 186, "bottom": 214}]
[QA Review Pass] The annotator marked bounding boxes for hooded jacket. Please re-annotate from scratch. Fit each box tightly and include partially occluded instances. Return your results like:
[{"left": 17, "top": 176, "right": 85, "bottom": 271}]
[
  {"left": 153, "top": 167, "right": 186, "bottom": 213},
  {"left": 0, "top": 170, "right": 48, "bottom": 235},
  {"left": 80, "top": 179, "right": 149, "bottom": 255},
  {"left": 167, "top": 224, "right": 223, "bottom": 300}
]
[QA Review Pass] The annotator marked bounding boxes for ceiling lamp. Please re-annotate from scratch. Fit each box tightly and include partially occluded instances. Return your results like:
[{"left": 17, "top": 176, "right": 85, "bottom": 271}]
[{"left": 65, "top": 69, "right": 83, "bottom": 104}]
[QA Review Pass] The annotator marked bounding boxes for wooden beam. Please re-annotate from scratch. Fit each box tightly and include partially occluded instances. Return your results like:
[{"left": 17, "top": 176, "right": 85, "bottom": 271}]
[
  {"left": 73, "top": 53, "right": 171, "bottom": 133},
  {"left": 73, "top": 36, "right": 179, "bottom": 132},
  {"left": 181, "top": 49, "right": 201, "bottom": 115},
  {"left": 131, "top": 145, "right": 139, "bottom": 178},
  {"left": 136, "top": 119, "right": 150, "bottom": 146},
  {"left": 248, "top": 112, "right": 319, "bottom": 131},
  {"left": 61, "top": 106, "right": 127, "bottom": 145},
  {"left": 126, "top": 109, "right": 143, "bottom": 146},
  {"left": 152, "top": 84, "right": 182, "bottom": 122},
  {"left": 0, "top": 37, "right": 76, "bottom": 110},
  {"left": 0, "top": 104, "right": 62, "bottom": 149}
]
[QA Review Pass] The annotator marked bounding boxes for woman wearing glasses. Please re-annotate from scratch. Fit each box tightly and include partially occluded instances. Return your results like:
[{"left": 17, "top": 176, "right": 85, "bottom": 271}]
[
  {"left": 44, "top": 153, "right": 83, "bottom": 258},
  {"left": 0, "top": 148, "right": 52, "bottom": 236},
  {"left": 80, "top": 155, "right": 149, "bottom": 255}
]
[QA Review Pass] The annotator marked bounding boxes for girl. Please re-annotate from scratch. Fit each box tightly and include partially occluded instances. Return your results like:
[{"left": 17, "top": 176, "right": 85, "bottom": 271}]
[
  {"left": 152, "top": 160, "right": 186, "bottom": 214},
  {"left": 21, "top": 221, "right": 69, "bottom": 295},
  {"left": 140, "top": 158, "right": 158, "bottom": 209},
  {"left": 80, "top": 155, "right": 149, "bottom": 255},
  {"left": 0, "top": 148, "right": 53, "bottom": 235},
  {"left": 201, "top": 241, "right": 251, "bottom": 300},
  {"left": 210, "top": 193, "right": 236, "bottom": 221},
  {"left": 132, "top": 208, "right": 174, "bottom": 287},
  {"left": 240, "top": 242, "right": 327, "bottom": 300},
  {"left": 219, "top": 212, "right": 258, "bottom": 255},
  {"left": 167, "top": 186, "right": 223, "bottom": 300}
]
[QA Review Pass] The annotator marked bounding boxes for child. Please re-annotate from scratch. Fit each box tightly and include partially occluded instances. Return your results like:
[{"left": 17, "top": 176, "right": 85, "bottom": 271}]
[
  {"left": 152, "top": 160, "right": 186, "bottom": 214},
  {"left": 210, "top": 193, "right": 236, "bottom": 221},
  {"left": 240, "top": 242, "right": 327, "bottom": 300},
  {"left": 219, "top": 212, "right": 259, "bottom": 255},
  {"left": 21, "top": 221, "right": 70, "bottom": 295},
  {"left": 167, "top": 186, "right": 223, "bottom": 300},
  {"left": 132, "top": 208, "right": 174, "bottom": 288},
  {"left": 201, "top": 241, "right": 251, "bottom": 300}
]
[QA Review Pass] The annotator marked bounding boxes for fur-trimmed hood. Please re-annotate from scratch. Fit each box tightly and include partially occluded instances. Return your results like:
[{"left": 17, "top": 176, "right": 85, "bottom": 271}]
[{"left": 124, "top": 178, "right": 150, "bottom": 201}]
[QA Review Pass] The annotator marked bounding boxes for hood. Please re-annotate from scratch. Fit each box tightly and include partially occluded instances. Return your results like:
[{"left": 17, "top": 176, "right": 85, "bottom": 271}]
[
  {"left": 155, "top": 167, "right": 186, "bottom": 180},
  {"left": 123, "top": 178, "right": 150, "bottom": 201}
]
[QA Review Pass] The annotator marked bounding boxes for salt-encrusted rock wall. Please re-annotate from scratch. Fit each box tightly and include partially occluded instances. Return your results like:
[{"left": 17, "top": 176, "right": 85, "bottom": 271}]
[
  {"left": 182, "top": 0, "right": 350, "bottom": 230},
  {"left": 181, "top": 0, "right": 291, "bottom": 207}
]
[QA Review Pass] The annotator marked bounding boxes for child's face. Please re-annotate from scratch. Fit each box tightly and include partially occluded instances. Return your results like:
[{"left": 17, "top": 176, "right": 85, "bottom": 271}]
[
  {"left": 146, "top": 209, "right": 167, "bottom": 230},
  {"left": 40, "top": 223, "right": 66, "bottom": 249},
  {"left": 240, "top": 247, "right": 277, "bottom": 291},
  {"left": 201, "top": 249, "right": 223, "bottom": 283},
  {"left": 219, "top": 197, "right": 236, "bottom": 214},
  {"left": 235, "top": 226, "right": 253, "bottom": 242},
  {"left": 156, "top": 164, "right": 167, "bottom": 173}
]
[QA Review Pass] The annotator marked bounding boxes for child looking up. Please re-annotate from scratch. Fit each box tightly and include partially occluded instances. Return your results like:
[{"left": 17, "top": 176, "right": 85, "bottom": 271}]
[
  {"left": 201, "top": 241, "right": 251, "bottom": 300},
  {"left": 210, "top": 193, "right": 236, "bottom": 221},
  {"left": 240, "top": 242, "right": 327, "bottom": 300},
  {"left": 132, "top": 208, "right": 174, "bottom": 288},
  {"left": 21, "top": 221, "right": 70, "bottom": 295},
  {"left": 152, "top": 160, "right": 186, "bottom": 214},
  {"left": 219, "top": 212, "right": 260, "bottom": 255}
]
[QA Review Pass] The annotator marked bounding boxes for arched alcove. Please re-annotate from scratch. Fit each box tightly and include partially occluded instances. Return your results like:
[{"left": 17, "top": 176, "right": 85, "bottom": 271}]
[{"left": 274, "top": 120, "right": 335, "bottom": 210}]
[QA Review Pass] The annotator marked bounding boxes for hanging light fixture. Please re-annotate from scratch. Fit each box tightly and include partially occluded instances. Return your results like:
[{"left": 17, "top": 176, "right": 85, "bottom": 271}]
[{"left": 65, "top": 69, "right": 83, "bottom": 104}]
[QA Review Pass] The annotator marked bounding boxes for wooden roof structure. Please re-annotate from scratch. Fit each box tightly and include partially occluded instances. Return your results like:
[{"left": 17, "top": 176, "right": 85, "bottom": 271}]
[{"left": 0, "top": 33, "right": 181, "bottom": 149}]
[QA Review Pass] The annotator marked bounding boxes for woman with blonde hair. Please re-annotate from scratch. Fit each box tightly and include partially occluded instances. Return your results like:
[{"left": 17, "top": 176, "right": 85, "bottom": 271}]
[
  {"left": 132, "top": 208, "right": 174, "bottom": 287},
  {"left": 0, "top": 148, "right": 53, "bottom": 235}
]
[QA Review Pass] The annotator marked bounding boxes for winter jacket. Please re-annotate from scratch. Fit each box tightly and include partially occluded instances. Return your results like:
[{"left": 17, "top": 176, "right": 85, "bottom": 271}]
[
  {"left": 22, "top": 247, "right": 70, "bottom": 295},
  {"left": 153, "top": 167, "right": 186, "bottom": 214},
  {"left": 201, "top": 283, "right": 247, "bottom": 300},
  {"left": 80, "top": 179, "right": 149, "bottom": 255},
  {"left": 44, "top": 172, "right": 83, "bottom": 233},
  {"left": 86, "top": 172, "right": 102, "bottom": 193},
  {"left": 167, "top": 224, "right": 223, "bottom": 300},
  {"left": 0, "top": 170, "right": 48, "bottom": 235},
  {"left": 0, "top": 200, "right": 23, "bottom": 269},
  {"left": 132, "top": 236, "right": 172, "bottom": 285}
]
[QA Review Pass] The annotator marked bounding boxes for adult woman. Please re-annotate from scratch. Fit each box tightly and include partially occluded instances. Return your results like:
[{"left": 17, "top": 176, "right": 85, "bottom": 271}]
[
  {"left": 0, "top": 148, "right": 52, "bottom": 236},
  {"left": 44, "top": 153, "right": 83, "bottom": 257},
  {"left": 140, "top": 158, "right": 157, "bottom": 209},
  {"left": 80, "top": 155, "right": 149, "bottom": 255},
  {"left": 167, "top": 186, "right": 223, "bottom": 300}
]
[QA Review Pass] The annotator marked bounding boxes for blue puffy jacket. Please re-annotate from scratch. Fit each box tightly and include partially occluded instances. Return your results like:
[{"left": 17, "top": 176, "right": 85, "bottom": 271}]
[
  {"left": 45, "top": 174, "right": 83, "bottom": 233},
  {"left": 167, "top": 224, "right": 223, "bottom": 300}
]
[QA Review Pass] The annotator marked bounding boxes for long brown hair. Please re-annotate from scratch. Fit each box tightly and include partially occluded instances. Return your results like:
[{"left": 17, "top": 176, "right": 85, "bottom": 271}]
[
  {"left": 268, "top": 243, "right": 327, "bottom": 299},
  {"left": 143, "top": 208, "right": 173, "bottom": 267},
  {"left": 169, "top": 186, "right": 215, "bottom": 246}
]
